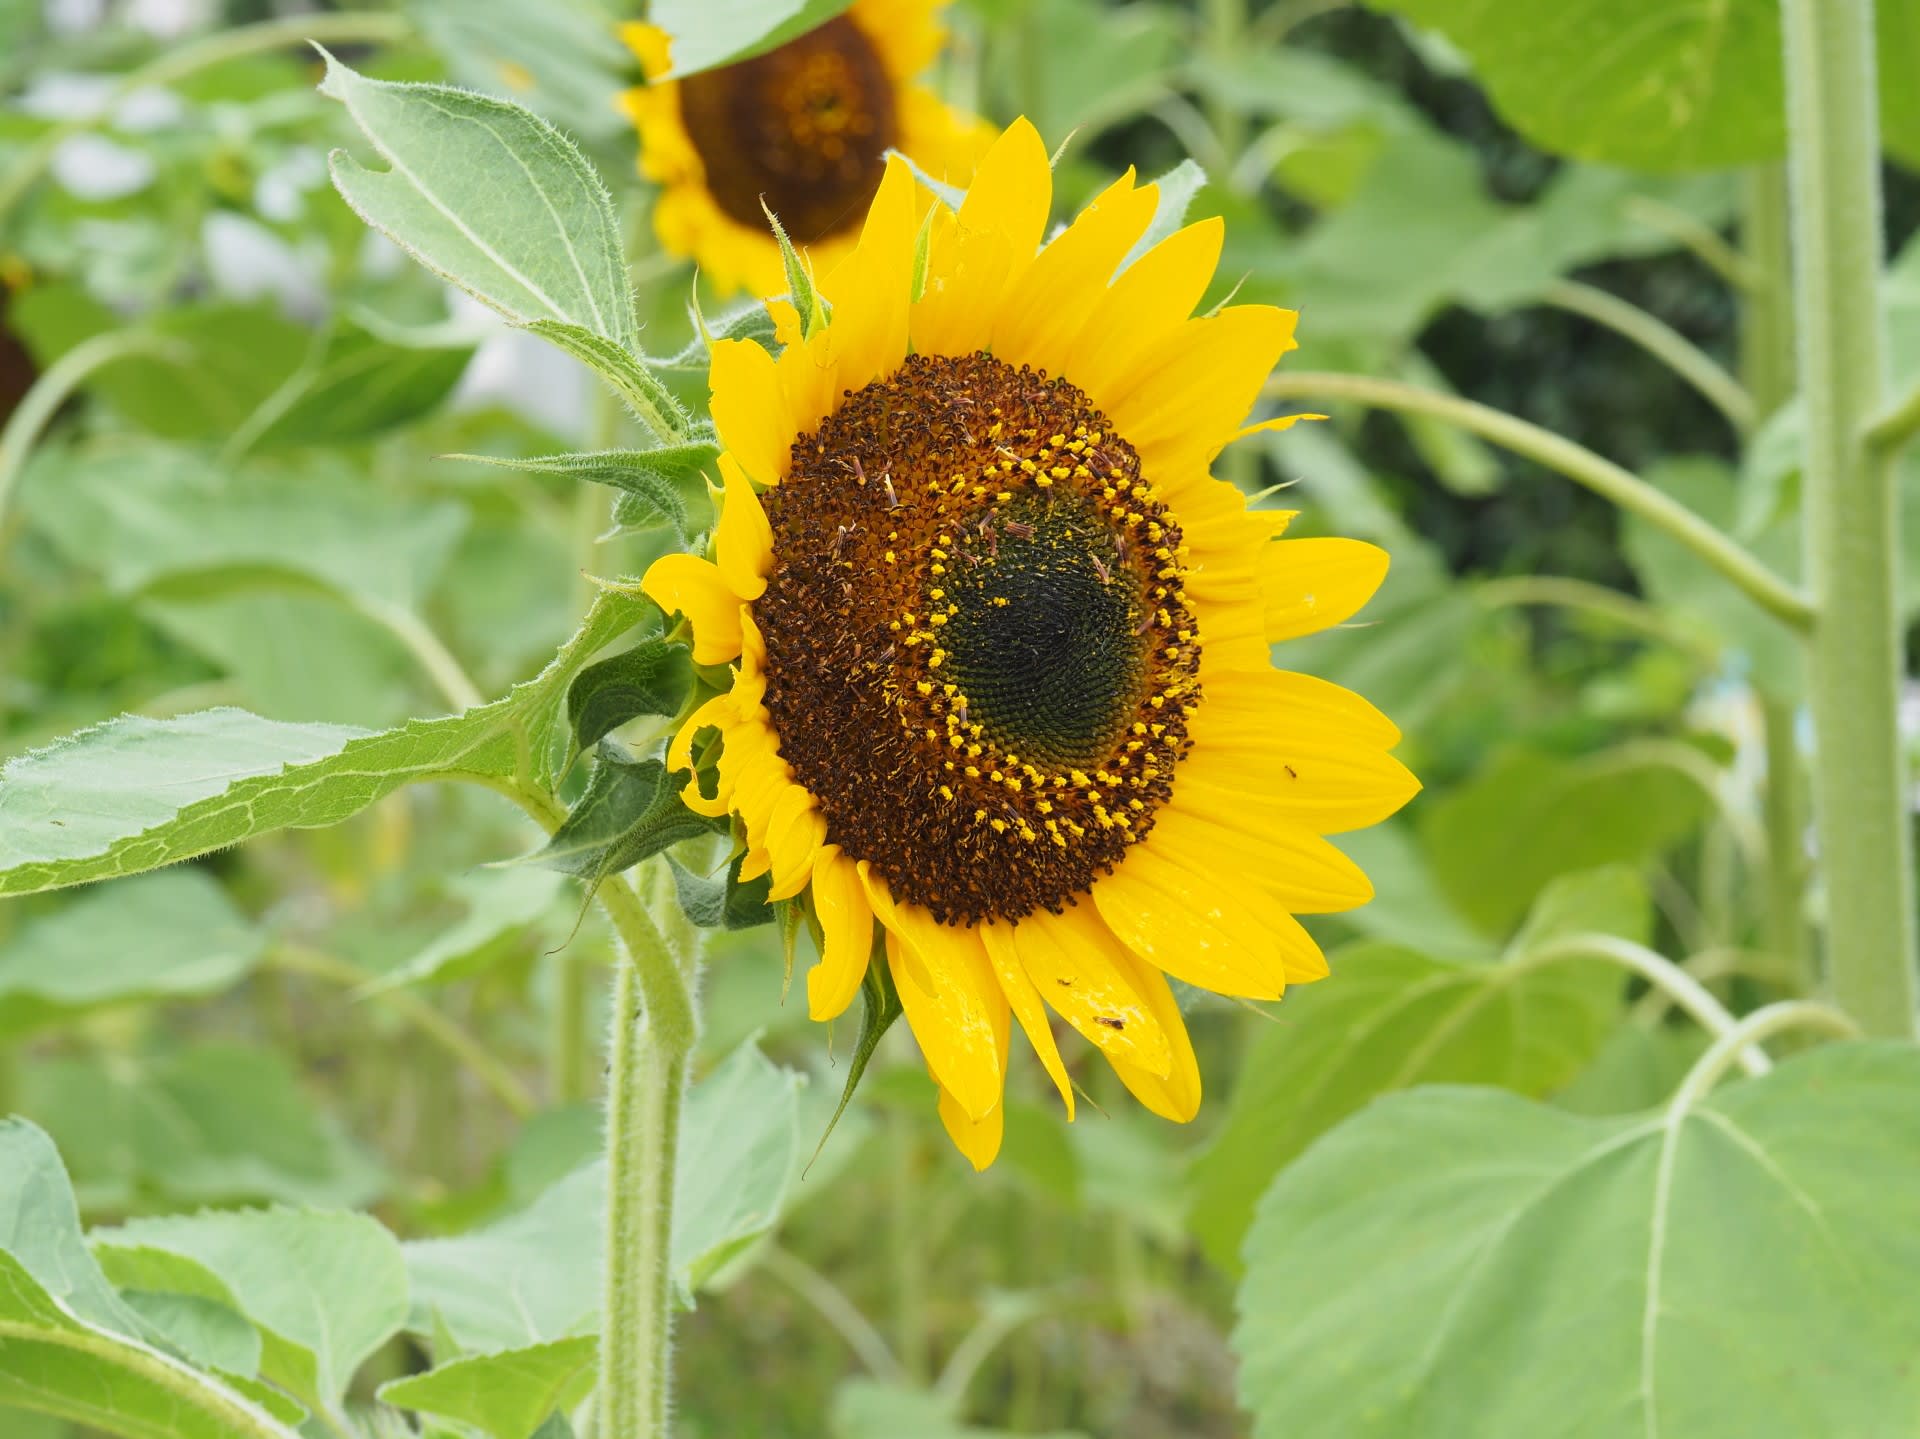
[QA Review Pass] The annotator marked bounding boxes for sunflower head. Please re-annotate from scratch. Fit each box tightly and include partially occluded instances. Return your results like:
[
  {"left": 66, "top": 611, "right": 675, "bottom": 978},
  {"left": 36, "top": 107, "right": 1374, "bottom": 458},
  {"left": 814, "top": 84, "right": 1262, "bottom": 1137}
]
[
  {"left": 644, "top": 120, "right": 1420, "bottom": 1168},
  {"left": 619, "top": 2, "right": 992, "bottom": 297}
]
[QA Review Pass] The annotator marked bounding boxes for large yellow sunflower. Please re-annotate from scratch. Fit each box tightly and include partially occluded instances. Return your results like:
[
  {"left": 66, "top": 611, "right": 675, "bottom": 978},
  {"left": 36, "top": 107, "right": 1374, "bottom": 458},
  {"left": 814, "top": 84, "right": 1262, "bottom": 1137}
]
[
  {"left": 618, "top": 2, "right": 992, "bottom": 297},
  {"left": 643, "top": 120, "right": 1419, "bottom": 1168}
]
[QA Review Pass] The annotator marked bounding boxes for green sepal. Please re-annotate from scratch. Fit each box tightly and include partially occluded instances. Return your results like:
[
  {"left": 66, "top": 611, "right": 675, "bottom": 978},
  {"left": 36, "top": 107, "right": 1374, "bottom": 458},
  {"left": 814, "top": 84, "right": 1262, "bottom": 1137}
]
[
  {"left": 759, "top": 199, "right": 830, "bottom": 340},
  {"left": 516, "top": 741, "right": 713, "bottom": 888},
  {"left": 445, "top": 447, "right": 712, "bottom": 543},
  {"left": 808, "top": 934, "right": 900, "bottom": 1173},
  {"left": 564, "top": 633, "right": 694, "bottom": 755},
  {"left": 667, "top": 850, "right": 774, "bottom": 931}
]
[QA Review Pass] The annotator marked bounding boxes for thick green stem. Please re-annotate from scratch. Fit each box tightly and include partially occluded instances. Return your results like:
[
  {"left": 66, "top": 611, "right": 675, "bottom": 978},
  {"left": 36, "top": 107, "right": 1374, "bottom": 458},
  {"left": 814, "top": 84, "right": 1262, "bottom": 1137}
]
[
  {"left": 1265, "top": 372, "right": 1813, "bottom": 629},
  {"left": 1780, "top": 0, "right": 1919, "bottom": 1037},
  {"left": 1760, "top": 700, "right": 1809, "bottom": 983},
  {"left": 597, "top": 870, "right": 698, "bottom": 1439}
]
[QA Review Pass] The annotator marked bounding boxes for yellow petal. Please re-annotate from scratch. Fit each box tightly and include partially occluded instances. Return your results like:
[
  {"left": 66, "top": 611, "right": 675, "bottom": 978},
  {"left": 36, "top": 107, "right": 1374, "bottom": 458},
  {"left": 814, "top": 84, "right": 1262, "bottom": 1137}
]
[
  {"left": 1105, "top": 305, "right": 1299, "bottom": 479},
  {"left": 1006, "top": 905, "right": 1171, "bottom": 1078},
  {"left": 713, "top": 454, "right": 774, "bottom": 600},
  {"left": 937, "top": 1080, "right": 1004, "bottom": 1170},
  {"left": 1151, "top": 805, "right": 1374, "bottom": 915},
  {"left": 641, "top": 554, "right": 743, "bottom": 664},
  {"left": 979, "top": 919, "right": 1075, "bottom": 1119},
  {"left": 1092, "top": 843, "right": 1310, "bottom": 999},
  {"left": 1067, "top": 216, "right": 1224, "bottom": 402},
  {"left": 992, "top": 171, "right": 1158, "bottom": 377},
  {"left": 667, "top": 692, "right": 734, "bottom": 774},
  {"left": 957, "top": 116, "right": 1051, "bottom": 256},
  {"left": 1263, "top": 538, "right": 1390, "bottom": 642},
  {"left": 818, "top": 157, "right": 917, "bottom": 390},
  {"left": 1100, "top": 952, "right": 1202, "bottom": 1123},
  {"left": 885, "top": 916, "right": 1006, "bottom": 1122},
  {"left": 765, "top": 791, "right": 826, "bottom": 901},
  {"left": 808, "top": 846, "right": 874, "bottom": 1022},
  {"left": 910, "top": 118, "right": 1049, "bottom": 356},
  {"left": 709, "top": 339, "right": 793, "bottom": 486},
  {"left": 737, "top": 845, "right": 772, "bottom": 883},
  {"left": 1232, "top": 412, "right": 1326, "bottom": 444}
]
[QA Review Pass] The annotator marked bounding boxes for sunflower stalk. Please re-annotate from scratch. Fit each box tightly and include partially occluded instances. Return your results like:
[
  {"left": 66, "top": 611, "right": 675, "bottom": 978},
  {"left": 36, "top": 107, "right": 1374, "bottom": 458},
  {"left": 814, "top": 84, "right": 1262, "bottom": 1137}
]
[
  {"left": 597, "top": 867, "right": 700, "bottom": 1439},
  {"left": 1779, "top": 0, "right": 1919, "bottom": 1036}
]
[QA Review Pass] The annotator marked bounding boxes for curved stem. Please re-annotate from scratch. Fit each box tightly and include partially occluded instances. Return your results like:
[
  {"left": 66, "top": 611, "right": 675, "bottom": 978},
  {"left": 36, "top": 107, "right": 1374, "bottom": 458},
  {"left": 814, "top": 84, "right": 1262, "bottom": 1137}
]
[
  {"left": 1622, "top": 196, "right": 1763, "bottom": 292},
  {"left": 1780, "top": 0, "right": 1919, "bottom": 1037},
  {"left": 1669, "top": 1000, "right": 1860, "bottom": 1110},
  {"left": 1264, "top": 372, "right": 1813, "bottom": 630},
  {"left": 597, "top": 869, "right": 698, "bottom": 1439},
  {"left": 1542, "top": 279, "right": 1754, "bottom": 435},
  {"left": 1518, "top": 933, "right": 1770, "bottom": 1076},
  {"left": 759, "top": 1245, "right": 904, "bottom": 1384},
  {"left": 352, "top": 599, "right": 485, "bottom": 713},
  {"left": 0, "top": 330, "right": 184, "bottom": 535},
  {"left": 0, "top": 12, "right": 413, "bottom": 224},
  {"left": 268, "top": 945, "right": 536, "bottom": 1119},
  {"left": 1473, "top": 575, "right": 1719, "bottom": 665},
  {"left": 1631, "top": 947, "right": 1803, "bottom": 1024}
]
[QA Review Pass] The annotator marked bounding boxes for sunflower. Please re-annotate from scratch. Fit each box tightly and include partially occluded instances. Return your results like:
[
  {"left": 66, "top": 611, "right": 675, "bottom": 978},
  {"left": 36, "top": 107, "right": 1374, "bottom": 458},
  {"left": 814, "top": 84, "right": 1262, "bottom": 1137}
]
[
  {"left": 618, "top": 2, "right": 992, "bottom": 297},
  {"left": 643, "top": 120, "right": 1419, "bottom": 1167}
]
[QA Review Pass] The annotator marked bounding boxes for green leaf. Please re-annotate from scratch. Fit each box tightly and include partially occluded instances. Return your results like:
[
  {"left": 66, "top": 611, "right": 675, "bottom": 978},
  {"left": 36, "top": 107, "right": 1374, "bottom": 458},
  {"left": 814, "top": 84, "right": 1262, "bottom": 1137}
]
[
  {"left": 1370, "top": 0, "right": 1920, "bottom": 172},
  {"left": 116, "top": 1292, "right": 263, "bottom": 1381},
  {"left": 404, "top": 1043, "right": 802, "bottom": 1350},
  {"left": 241, "top": 316, "right": 473, "bottom": 452},
  {"left": 650, "top": 0, "right": 856, "bottom": 78},
  {"left": 667, "top": 849, "right": 775, "bottom": 931},
  {"left": 832, "top": 1380, "right": 1088, "bottom": 1439},
  {"left": 1187, "top": 873, "right": 1635, "bottom": 1273},
  {"left": 0, "top": 870, "right": 264, "bottom": 1036},
  {"left": 378, "top": 1337, "right": 598, "bottom": 1439},
  {"left": 0, "top": 1119, "right": 304, "bottom": 1439},
  {"left": 21, "top": 1045, "right": 384, "bottom": 1211},
  {"left": 1233, "top": 1042, "right": 1920, "bottom": 1437},
  {"left": 0, "top": 591, "right": 648, "bottom": 897},
  {"left": 519, "top": 743, "right": 713, "bottom": 886},
  {"left": 448, "top": 449, "right": 708, "bottom": 543},
  {"left": 319, "top": 51, "right": 637, "bottom": 347},
  {"left": 96, "top": 1209, "right": 408, "bottom": 1410},
  {"left": 1419, "top": 745, "right": 1711, "bottom": 936},
  {"left": 760, "top": 198, "right": 829, "bottom": 339},
  {"left": 565, "top": 636, "right": 694, "bottom": 753},
  {"left": 411, "top": 0, "right": 632, "bottom": 142}
]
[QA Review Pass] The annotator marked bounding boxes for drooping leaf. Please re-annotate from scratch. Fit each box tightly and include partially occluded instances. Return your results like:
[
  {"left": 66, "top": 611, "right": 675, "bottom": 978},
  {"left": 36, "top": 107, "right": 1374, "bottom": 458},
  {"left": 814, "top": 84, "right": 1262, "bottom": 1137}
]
[
  {"left": 565, "top": 636, "right": 694, "bottom": 753},
  {"left": 378, "top": 1337, "right": 598, "bottom": 1439},
  {"left": 0, "top": 591, "right": 648, "bottom": 897},
  {"left": 1233, "top": 1042, "right": 1920, "bottom": 1437},
  {"left": 403, "top": 1043, "right": 803, "bottom": 1351},
  {"left": 0, "top": 1119, "right": 305, "bottom": 1439},
  {"left": 667, "top": 851, "right": 775, "bottom": 931},
  {"left": 320, "top": 52, "right": 638, "bottom": 346},
  {"left": 1187, "top": 869, "right": 1638, "bottom": 1273},
  {"left": 357, "top": 868, "right": 568, "bottom": 994},
  {"left": 0, "top": 870, "right": 264, "bottom": 1036},
  {"left": 518, "top": 743, "right": 712, "bottom": 887},
  {"left": 809, "top": 950, "right": 900, "bottom": 1171},
  {"left": 96, "top": 1208, "right": 409, "bottom": 1410}
]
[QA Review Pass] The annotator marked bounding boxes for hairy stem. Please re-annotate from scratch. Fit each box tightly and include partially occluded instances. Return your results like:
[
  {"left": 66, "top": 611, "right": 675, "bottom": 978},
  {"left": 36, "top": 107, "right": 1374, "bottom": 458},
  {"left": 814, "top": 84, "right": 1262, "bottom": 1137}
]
[
  {"left": 1264, "top": 372, "right": 1813, "bottom": 630},
  {"left": 1780, "top": 0, "right": 1919, "bottom": 1037},
  {"left": 1669, "top": 1000, "right": 1861, "bottom": 1110},
  {"left": 597, "top": 869, "right": 698, "bottom": 1439}
]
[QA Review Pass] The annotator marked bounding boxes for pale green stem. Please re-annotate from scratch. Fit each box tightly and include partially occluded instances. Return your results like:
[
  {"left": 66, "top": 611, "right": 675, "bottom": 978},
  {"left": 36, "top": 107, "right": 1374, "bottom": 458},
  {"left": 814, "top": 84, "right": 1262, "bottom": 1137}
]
[
  {"left": 1264, "top": 372, "right": 1814, "bottom": 630},
  {"left": 268, "top": 945, "right": 536, "bottom": 1119},
  {"left": 1473, "top": 574, "right": 1719, "bottom": 666},
  {"left": 1622, "top": 196, "right": 1764, "bottom": 292},
  {"left": 1631, "top": 947, "right": 1803, "bottom": 1024},
  {"left": 0, "top": 12, "right": 413, "bottom": 224},
  {"left": 597, "top": 869, "right": 699, "bottom": 1439},
  {"left": 936, "top": 1289, "right": 1088, "bottom": 1410},
  {"left": 1780, "top": 0, "right": 1919, "bottom": 1038},
  {"left": 1518, "top": 933, "right": 1769, "bottom": 1076},
  {"left": 889, "top": 1112, "right": 930, "bottom": 1383},
  {"left": 1668, "top": 1000, "right": 1861, "bottom": 1110},
  {"left": 350, "top": 598, "right": 485, "bottom": 713},
  {"left": 1740, "top": 165, "right": 1810, "bottom": 989},
  {"left": 1542, "top": 279, "right": 1754, "bottom": 435},
  {"left": 759, "top": 1245, "right": 905, "bottom": 1383},
  {"left": 0, "top": 330, "right": 183, "bottom": 536}
]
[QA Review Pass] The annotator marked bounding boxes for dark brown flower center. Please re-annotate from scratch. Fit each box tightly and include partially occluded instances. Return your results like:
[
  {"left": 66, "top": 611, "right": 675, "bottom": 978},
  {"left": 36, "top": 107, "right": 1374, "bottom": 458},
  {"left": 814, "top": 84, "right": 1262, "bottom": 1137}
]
[
  {"left": 753, "top": 352, "right": 1203, "bottom": 925},
  {"left": 676, "top": 15, "right": 896, "bottom": 245}
]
